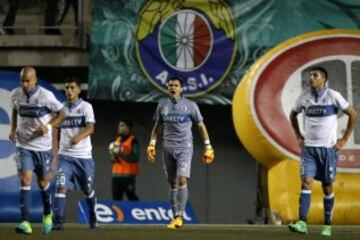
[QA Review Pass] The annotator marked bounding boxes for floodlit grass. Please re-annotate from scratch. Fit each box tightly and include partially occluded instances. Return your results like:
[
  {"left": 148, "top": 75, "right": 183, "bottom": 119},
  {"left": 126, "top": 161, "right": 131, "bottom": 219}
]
[{"left": 0, "top": 223, "right": 359, "bottom": 240}]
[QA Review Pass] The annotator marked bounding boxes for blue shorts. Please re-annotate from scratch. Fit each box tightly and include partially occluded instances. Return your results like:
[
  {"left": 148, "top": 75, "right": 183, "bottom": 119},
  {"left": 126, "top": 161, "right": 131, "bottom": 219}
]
[
  {"left": 300, "top": 146, "right": 338, "bottom": 184},
  {"left": 162, "top": 147, "right": 193, "bottom": 181},
  {"left": 15, "top": 147, "right": 52, "bottom": 177},
  {"left": 56, "top": 154, "right": 95, "bottom": 194}
]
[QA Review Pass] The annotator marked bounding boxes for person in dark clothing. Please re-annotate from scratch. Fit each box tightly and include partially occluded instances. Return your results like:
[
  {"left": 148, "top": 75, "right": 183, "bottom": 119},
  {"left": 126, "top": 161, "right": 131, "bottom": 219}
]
[{"left": 109, "top": 118, "right": 140, "bottom": 201}]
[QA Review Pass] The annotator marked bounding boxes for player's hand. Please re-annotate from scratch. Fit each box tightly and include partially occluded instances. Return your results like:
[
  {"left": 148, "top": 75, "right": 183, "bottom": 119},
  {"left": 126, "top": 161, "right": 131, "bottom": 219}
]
[
  {"left": 332, "top": 138, "right": 347, "bottom": 151},
  {"left": 35, "top": 125, "right": 50, "bottom": 136},
  {"left": 9, "top": 130, "right": 17, "bottom": 142},
  {"left": 147, "top": 144, "right": 156, "bottom": 163},
  {"left": 203, "top": 146, "right": 214, "bottom": 164},
  {"left": 296, "top": 135, "right": 304, "bottom": 148},
  {"left": 71, "top": 135, "right": 82, "bottom": 145}
]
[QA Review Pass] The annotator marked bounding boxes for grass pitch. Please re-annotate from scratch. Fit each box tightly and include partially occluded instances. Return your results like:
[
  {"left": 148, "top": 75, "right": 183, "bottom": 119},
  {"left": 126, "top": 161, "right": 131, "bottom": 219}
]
[{"left": 0, "top": 223, "right": 359, "bottom": 240}]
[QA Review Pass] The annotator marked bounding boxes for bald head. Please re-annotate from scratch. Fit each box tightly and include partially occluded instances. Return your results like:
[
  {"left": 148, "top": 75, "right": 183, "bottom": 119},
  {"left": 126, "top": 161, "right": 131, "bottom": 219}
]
[
  {"left": 20, "top": 66, "right": 37, "bottom": 92},
  {"left": 20, "top": 66, "right": 37, "bottom": 79}
]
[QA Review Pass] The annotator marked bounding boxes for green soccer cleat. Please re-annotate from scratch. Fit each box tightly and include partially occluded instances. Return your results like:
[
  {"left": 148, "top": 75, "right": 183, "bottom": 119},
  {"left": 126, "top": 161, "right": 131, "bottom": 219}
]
[
  {"left": 42, "top": 213, "right": 53, "bottom": 235},
  {"left": 288, "top": 220, "right": 308, "bottom": 234},
  {"left": 321, "top": 225, "right": 332, "bottom": 237},
  {"left": 15, "top": 221, "right": 32, "bottom": 234}
]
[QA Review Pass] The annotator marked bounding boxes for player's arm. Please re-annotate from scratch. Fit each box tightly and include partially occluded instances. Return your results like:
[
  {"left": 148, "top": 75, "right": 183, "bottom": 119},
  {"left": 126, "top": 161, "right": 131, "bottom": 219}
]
[
  {"left": 196, "top": 121, "right": 214, "bottom": 164},
  {"left": 289, "top": 110, "right": 304, "bottom": 148},
  {"left": 333, "top": 106, "right": 358, "bottom": 150},
  {"left": 71, "top": 123, "right": 95, "bottom": 145},
  {"left": 147, "top": 122, "right": 162, "bottom": 163},
  {"left": 9, "top": 109, "right": 18, "bottom": 142},
  {"left": 36, "top": 109, "right": 66, "bottom": 135}
]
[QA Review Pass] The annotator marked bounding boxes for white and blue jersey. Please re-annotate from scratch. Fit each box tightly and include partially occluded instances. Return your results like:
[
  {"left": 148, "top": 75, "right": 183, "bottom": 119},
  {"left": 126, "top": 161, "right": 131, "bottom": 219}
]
[
  {"left": 292, "top": 87, "right": 350, "bottom": 148},
  {"left": 58, "top": 99, "right": 95, "bottom": 159},
  {"left": 154, "top": 97, "right": 203, "bottom": 149},
  {"left": 11, "top": 85, "right": 64, "bottom": 151}
]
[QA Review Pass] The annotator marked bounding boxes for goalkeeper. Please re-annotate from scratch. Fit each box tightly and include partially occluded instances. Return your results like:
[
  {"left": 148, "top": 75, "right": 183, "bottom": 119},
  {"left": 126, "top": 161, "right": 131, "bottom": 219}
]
[{"left": 147, "top": 77, "right": 214, "bottom": 230}]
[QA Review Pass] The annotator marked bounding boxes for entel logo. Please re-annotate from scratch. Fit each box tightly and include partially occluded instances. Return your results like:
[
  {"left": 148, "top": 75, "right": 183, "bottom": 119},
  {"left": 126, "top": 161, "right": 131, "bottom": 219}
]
[{"left": 95, "top": 203, "right": 192, "bottom": 223}]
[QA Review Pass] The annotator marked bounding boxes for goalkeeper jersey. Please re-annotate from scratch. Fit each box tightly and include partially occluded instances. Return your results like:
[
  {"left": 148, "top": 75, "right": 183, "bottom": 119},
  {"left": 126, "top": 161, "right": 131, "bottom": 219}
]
[{"left": 154, "top": 97, "right": 203, "bottom": 148}]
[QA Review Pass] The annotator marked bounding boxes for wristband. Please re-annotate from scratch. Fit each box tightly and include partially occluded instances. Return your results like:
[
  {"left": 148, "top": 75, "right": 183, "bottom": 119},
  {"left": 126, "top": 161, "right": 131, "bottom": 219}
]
[
  {"left": 150, "top": 139, "right": 156, "bottom": 146},
  {"left": 205, "top": 145, "right": 212, "bottom": 150},
  {"left": 46, "top": 124, "right": 52, "bottom": 131},
  {"left": 204, "top": 139, "right": 210, "bottom": 146}
]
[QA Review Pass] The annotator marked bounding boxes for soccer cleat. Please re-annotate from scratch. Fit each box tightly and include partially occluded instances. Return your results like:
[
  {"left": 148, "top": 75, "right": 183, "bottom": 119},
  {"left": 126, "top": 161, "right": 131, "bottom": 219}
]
[
  {"left": 15, "top": 221, "right": 32, "bottom": 234},
  {"left": 42, "top": 213, "right": 53, "bottom": 235},
  {"left": 288, "top": 220, "right": 308, "bottom": 234},
  {"left": 52, "top": 223, "right": 64, "bottom": 231},
  {"left": 52, "top": 215, "right": 64, "bottom": 231},
  {"left": 167, "top": 216, "right": 184, "bottom": 229},
  {"left": 321, "top": 225, "right": 332, "bottom": 237}
]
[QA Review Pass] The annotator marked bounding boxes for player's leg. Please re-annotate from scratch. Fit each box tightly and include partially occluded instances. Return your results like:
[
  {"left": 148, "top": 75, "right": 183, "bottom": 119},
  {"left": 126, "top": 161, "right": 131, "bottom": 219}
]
[
  {"left": 53, "top": 155, "right": 74, "bottom": 230},
  {"left": 289, "top": 147, "right": 316, "bottom": 234},
  {"left": 162, "top": 148, "right": 178, "bottom": 220},
  {"left": 35, "top": 150, "right": 54, "bottom": 235},
  {"left": 78, "top": 158, "right": 98, "bottom": 230},
  {"left": 320, "top": 148, "right": 337, "bottom": 237},
  {"left": 321, "top": 183, "right": 334, "bottom": 236},
  {"left": 175, "top": 147, "right": 192, "bottom": 219},
  {"left": 15, "top": 148, "right": 34, "bottom": 234},
  {"left": 168, "top": 147, "right": 192, "bottom": 229},
  {"left": 124, "top": 177, "right": 139, "bottom": 201}
]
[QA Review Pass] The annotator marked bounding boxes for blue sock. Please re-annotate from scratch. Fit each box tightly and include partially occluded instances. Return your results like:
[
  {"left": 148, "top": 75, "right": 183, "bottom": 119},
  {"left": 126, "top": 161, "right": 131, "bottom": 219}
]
[
  {"left": 53, "top": 193, "right": 66, "bottom": 223},
  {"left": 86, "top": 191, "right": 97, "bottom": 220},
  {"left": 299, "top": 189, "right": 311, "bottom": 222},
  {"left": 20, "top": 186, "right": 31, "bottom": 221},
  {"left": 324, "top": 193, "right": 334, "bottom": 225},
  {"left": 41, "top": 183, "right": 52, "bottom": 215}
]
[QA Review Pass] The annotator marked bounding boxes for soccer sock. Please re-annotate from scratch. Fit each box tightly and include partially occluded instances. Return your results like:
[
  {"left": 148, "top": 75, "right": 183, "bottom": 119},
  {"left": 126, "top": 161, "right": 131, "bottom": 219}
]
[
  {"left": 86, "top": 191, "right": 97, "bottom": 221},
  {"left": 299, "top": 189, "right": 311, "bottom": 222},
  {"left": 177, "top": 184, "right": 188, "bottom": 217},
  {"left": 169, "top": 188, "right": 178, "bottom": 218},
  {"left": 41, "top": 183, "right": 52, "bottom": 215},
  {"left": 53, "top": 193, "right": 66, "bottom": 223},
  {"left": 20, "top": 186, "right": 31, "bottom": 221},
  {"left": 323, "top": 193, "right": 334, "bottom": 225}
]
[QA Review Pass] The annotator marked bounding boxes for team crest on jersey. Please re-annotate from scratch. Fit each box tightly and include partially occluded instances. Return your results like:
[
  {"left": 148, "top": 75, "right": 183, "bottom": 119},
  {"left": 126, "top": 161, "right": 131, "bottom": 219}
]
[
  {"left": 136, "top": 0, "right": 237, "bottom": 97},
  {"left": 181, "top": 105, "right": 188, "bottom": 112},
  {"left": 162, "top": 106, "right": 169, "bottom": 116}
]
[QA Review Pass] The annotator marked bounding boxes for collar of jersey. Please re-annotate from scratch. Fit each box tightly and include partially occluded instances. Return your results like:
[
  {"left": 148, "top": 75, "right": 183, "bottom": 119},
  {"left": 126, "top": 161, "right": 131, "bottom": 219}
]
[
  {"left": 24, "top": 85, "right": 40, "bottom": 98},
  {"left": 66, "top": 98, "right": 83, "bottom": 110},
  {"left": 169, "top": 96, "right": 183, "bottom": 104},
  {"left": 311, "top": 85, "right": 328, "bottom": 100}
]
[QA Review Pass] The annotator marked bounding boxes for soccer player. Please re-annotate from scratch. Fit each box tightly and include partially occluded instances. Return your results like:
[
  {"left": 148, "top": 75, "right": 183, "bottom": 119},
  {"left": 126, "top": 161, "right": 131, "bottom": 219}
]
[
  {"left": 52, "top": 78, "right": 98, "bottom": 230},
  {"left": 110, "top": 118, "right": 140, "bottom": 201},
  {"left": 289, "top": 66, "right": 358, "bottom": 236},
  {"left": 9, "top": 66, "right": 66, "bottom": 235},
  {"left": 147, "top": 76, "right": 215, "bottom": 229}
]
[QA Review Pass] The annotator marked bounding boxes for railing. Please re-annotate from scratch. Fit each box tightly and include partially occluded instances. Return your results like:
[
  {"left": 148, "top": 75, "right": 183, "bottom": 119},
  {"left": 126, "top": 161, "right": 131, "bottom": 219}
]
[{"left": 0, "top": 0, "right": 88, "bottom": 48}]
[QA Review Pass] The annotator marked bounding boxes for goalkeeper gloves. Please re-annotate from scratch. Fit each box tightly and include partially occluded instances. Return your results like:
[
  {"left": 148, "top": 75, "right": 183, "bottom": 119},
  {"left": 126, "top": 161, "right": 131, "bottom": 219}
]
[
  {"left": 203, "top": 145, "right": 214, "bottom": 164},
  {"left": 147, "top": 140, "right": 156, "bottom": 163}
]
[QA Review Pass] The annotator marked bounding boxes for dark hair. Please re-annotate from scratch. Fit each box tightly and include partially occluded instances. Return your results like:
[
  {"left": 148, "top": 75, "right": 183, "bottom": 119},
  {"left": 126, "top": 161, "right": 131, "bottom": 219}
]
[
  {"left": 119, "top": 117, "right": 133, "bottom": 129},
  {"left": 310, "top": 66, "right": 328, "bottom": 80},
  {"left": 168, "top": 76, "right": 184, "bottom": 87},
  {"left": 65, "top": 77, "right": 81, "bottom": 88}
]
